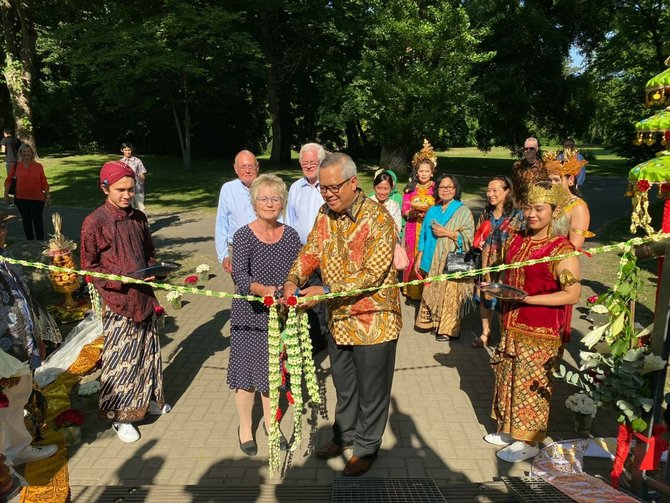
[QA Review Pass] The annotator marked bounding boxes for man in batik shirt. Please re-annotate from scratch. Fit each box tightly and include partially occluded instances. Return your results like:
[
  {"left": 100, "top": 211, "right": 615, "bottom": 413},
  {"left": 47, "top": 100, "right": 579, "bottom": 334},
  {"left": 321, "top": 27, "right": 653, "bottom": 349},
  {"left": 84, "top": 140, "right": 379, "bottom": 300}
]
[
  {"left": 283, "top": 153, "right": 402, "bottom": 477},
  {"left": 512, "top": 137, "right": 548, "bottom": 206}
]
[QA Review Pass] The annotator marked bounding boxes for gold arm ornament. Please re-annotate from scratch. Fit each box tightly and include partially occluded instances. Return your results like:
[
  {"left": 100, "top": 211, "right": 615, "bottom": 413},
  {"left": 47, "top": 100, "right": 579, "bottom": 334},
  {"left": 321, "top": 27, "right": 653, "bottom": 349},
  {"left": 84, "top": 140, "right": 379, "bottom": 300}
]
[{"left": 559, "top": 269, "right": 580, "bottom": 287}]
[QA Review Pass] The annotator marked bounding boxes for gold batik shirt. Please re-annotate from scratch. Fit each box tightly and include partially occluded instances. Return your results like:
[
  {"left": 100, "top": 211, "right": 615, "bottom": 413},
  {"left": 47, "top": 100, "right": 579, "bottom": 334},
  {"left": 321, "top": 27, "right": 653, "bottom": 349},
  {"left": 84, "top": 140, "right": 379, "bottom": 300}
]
[{"left": 286, "top": 191, "right": 402, "bottom": 345}]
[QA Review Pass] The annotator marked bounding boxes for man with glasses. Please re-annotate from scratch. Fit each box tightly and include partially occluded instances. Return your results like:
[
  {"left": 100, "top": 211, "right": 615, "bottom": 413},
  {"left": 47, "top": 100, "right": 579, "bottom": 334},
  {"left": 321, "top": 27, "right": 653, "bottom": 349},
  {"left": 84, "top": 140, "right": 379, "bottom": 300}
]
[
  {"left": 215, "top": 150, "right": 260, "bottom": 273},
  {"left": 512, "top": 137, "right": 547, "bottom": 206},
  {"left": 283, "top": 153, "right": 402, "bottom": 477},
  {"left": 286, "top": 143, "right": 329, "bottom": 351}
]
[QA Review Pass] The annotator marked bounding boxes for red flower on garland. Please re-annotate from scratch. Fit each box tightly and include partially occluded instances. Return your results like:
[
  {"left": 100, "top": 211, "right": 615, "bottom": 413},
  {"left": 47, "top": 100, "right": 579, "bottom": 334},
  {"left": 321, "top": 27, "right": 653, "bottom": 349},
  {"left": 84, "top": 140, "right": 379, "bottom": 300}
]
[
  {"left": 54, "top": 409, "right": 85, "bottom": 429},
  {"left": 285, "top": 390, "right": 295, "bottom": 405},
  {"left": 637, "top": 180, "right": 651, "bottom": 193},
  {"left": 275, "top": 408, "right": 283, "bottom": 422},
  {"left": 263, "top": 296, "right": 274, "bottom": 307},
  {"left": 0, "top": 392, "right": 8, "bottom": 408},
  {"left": 184, "top": 275, "right": 198, "bottom": 284},
  {"left": 587, "top": 295, "right": 598, "bottom": 305},
  {"left": 286, "top": 296, "right": 298, "bottom": 307},
  {"left": 154, "top": 305, "right": 165, "bottom": 316},
  {"left": 85, "top": 275, "right": 93, "bottom": 284}
]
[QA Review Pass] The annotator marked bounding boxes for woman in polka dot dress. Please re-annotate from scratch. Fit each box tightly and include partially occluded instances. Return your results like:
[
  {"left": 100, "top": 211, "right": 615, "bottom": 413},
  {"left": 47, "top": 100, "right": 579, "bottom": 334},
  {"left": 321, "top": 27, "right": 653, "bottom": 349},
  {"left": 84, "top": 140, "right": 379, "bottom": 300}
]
[{"left": 228, "top": 174, "right": 302, "bottom": 456}]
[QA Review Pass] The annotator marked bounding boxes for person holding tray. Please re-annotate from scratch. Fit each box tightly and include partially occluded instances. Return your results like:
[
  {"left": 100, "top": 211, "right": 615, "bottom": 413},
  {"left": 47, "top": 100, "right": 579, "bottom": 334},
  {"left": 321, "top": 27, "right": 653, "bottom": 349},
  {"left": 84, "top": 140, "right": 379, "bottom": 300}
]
[
  {"left": 80, "top": 161, "right": 170, "bottom": 444},
  {"left": 483, "top": 181, "right": 580, "bottom": 463}
]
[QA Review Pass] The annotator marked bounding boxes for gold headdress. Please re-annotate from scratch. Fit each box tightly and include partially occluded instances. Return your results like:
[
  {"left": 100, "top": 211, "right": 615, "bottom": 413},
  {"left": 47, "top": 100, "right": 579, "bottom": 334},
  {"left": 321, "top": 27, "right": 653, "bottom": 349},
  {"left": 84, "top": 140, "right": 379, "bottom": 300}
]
[
  {"left": 411, "top": 139, "right": 437, "bottom": 170},
  {"left": 544, "top": 149, "right": 588, "bottom": 177},
  {"left": 527, "top": 183, "right": 571, "bottom": 208}
]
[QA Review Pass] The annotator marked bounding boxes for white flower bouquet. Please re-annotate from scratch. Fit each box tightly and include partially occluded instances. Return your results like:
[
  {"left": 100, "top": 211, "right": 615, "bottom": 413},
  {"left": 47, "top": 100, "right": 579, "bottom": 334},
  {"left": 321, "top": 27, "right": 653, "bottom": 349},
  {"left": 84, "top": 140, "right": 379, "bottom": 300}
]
[
  {"left": 195, "top": 263, "right": 210, "bottom": 282},
  {"left": 78, "top": 380, "right": 100, "bottom": 396},
  {"left": 565, "top": 393, "right": 597, "bottom": 417},
  {"left": 166, "top": 290, "right": 183, "bottom": 309}
]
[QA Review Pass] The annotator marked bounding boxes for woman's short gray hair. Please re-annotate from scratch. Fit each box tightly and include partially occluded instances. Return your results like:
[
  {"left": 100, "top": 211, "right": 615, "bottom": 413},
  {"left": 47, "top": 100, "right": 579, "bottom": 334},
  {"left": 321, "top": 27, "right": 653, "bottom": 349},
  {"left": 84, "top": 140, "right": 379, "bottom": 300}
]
[
  {"left": 299, "top": 143, "right": 326, "bottom": 164},
  {"left": 320, "top": 152, "right": 357, "bottom": 179},
  {"left": 249, "top": 174, "right": 288, "bottom": 214}
]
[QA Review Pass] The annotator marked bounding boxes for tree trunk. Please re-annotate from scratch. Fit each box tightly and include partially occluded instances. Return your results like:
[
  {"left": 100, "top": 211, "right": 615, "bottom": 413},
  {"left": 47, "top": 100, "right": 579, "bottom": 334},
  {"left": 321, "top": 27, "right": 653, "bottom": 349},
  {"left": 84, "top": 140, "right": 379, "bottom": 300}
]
[
  {"left": 380, "top": 145, "right": 410, "bottom": 176},
  {"left": 0, "top": 0, "right": 36, "bottom": 148},
  {"left": 266, "top": 65, "right": 282, "bottom": 166},
  {"left": 182, "top": 75, "right": 191, "bottom": 171}
]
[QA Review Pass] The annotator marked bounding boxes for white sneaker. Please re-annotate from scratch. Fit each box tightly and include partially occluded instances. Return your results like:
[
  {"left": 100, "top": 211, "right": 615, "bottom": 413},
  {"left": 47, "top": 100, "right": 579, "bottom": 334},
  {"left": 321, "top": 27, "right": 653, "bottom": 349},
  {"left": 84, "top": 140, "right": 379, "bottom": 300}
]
[
  {"left": 484, "top": 432, "right": 514, "bottom": 446},
  {"left": 112, "top": 422, "right": 140, "bottom": 443},
  {"left": 496, "top": 441, "right": 540, "bottom": 463},
  {"left": 149, "top": 401, "right": 172, "bottom": 415},
  {"left": 12, "top": 444, "right": 58, "bottom": 465}
]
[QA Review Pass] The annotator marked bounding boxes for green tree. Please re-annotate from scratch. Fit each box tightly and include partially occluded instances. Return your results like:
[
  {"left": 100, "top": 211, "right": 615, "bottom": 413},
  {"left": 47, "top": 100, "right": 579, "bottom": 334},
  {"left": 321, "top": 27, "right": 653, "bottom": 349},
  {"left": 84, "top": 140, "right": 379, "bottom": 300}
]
[
  {"left": 354, "top": 0, "right": 488, "bottom": 173},
  {"left": 0, "top": 0, "right": 37, "bottom": 146}
]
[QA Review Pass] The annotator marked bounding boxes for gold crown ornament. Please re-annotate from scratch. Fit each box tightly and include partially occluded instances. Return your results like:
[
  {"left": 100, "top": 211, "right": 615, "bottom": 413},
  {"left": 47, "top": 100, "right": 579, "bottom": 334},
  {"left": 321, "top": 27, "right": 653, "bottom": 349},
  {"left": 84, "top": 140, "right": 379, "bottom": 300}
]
[
  {"left": 527, "top": 183, "right": 571, "bottom": 209},
  {"left": 411, "top": 139, "right": 437, "bottom": 170},
  {"left": 545, "top": 149, "right": 588, "bottom": 177}
]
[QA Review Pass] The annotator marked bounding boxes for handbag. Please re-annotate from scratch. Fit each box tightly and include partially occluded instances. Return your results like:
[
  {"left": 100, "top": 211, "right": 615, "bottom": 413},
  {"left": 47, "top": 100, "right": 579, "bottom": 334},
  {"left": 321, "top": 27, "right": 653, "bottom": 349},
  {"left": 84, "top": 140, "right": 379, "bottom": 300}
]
[
  {"left": 393, "top": 243, "right": 410, "bottom": 271},
  {"left": 7, "top": 166, "right": 16, "bottom": 196},
  {"left": 443, "top": 243, "right": 480, "bottom": 274}
]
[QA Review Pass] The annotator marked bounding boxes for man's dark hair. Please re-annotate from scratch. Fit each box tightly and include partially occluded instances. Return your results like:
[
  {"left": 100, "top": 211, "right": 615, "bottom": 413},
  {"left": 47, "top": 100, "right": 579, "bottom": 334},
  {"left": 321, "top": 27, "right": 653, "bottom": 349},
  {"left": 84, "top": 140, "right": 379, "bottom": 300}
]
[
  {"left": 3, "top": 129, "right": 12, "bottom": 135},
  {"left": 121, "top": 142, "right": 134, "bottom": 150}
]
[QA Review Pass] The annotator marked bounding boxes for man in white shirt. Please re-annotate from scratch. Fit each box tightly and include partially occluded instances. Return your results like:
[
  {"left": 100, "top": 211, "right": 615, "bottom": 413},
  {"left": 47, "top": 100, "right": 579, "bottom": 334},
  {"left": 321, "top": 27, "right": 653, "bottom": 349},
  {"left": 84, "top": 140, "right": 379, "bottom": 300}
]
[
  {"left": 215, "top": 151, "right": 259, "bottom": 273},
  {"left": 286, "top": 143, "right": 328, "bottom": 351},
  {"left": 286, "top": 143, "right": 325, "bottom": 244}
]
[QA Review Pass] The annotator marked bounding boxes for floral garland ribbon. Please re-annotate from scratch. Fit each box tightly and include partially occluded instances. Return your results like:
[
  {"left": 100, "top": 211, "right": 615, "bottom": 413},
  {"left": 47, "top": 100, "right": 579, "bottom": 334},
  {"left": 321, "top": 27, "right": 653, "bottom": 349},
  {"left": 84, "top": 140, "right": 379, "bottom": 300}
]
[{"left": 1, "top": 232, "right": 668, "bottom": 306}]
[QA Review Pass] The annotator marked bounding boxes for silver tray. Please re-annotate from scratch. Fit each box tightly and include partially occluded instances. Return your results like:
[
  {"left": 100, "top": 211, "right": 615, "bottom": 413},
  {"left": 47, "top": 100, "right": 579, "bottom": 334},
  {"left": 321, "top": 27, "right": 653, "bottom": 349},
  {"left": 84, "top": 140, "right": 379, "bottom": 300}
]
[{"left": 480, "top": 282, "right": 526, "bottom": 300}]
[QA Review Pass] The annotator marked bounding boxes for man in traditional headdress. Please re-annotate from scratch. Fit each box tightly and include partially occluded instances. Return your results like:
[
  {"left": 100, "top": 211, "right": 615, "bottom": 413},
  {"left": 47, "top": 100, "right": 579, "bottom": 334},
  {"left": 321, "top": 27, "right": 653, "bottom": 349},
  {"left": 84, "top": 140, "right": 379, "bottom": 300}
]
[{"left": 80, "top": 161, "right": 170, "bottom": 443}]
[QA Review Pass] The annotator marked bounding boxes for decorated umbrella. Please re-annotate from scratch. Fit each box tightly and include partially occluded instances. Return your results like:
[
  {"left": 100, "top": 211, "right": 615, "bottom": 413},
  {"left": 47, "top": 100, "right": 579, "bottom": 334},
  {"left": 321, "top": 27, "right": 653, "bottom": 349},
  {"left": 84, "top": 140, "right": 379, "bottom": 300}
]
[
  {"left": 645, "top": 56, "right": 670, "bottom": 106},
  {"left": 633, "top": 107, "right": 670, "bottom": 146},
  {"left": 627, "top": 151, "right": 670, "bottom": 235}
]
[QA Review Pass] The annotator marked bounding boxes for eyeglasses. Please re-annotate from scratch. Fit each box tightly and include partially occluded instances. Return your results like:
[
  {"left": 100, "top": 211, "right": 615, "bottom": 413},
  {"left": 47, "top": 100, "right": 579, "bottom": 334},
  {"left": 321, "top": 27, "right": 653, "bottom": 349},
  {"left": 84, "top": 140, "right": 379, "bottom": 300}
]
[
  {"left": 438, "top": 185, "right": 455, "bottom": 190},
  {"left": 523, "top": 147, "right": 536, "bottom": 151},
  {"left": 319, "top": 176, "right": 353, "bottom": 195},
  {"left": 256, "top": 196, "right": 281, "bottom": 205},
  {"left": 237, "top": 163, "right": 258, "bottom": 170}
]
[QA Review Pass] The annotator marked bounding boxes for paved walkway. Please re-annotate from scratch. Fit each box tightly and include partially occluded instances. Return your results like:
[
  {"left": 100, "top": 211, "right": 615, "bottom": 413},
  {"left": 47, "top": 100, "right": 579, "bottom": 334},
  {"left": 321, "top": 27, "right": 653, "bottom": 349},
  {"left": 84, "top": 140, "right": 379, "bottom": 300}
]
[{"left": 9, "top": 176, "right": 632, "bottom": 500}]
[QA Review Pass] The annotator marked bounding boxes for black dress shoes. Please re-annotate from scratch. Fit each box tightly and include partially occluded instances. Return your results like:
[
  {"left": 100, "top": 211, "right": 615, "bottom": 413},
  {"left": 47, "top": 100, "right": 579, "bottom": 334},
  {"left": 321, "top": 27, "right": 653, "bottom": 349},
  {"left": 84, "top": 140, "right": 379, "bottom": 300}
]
[{"left": 238, "top": 427, "right": 257, "bottom": 457}]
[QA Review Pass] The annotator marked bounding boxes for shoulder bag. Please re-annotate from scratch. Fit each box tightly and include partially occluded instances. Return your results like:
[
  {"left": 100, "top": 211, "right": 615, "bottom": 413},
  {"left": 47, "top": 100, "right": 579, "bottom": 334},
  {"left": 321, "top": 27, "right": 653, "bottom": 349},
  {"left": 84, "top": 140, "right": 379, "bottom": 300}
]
[
  {"left": 393, "top": 243, "right": 410, "bottom": 270},
  {"left": 7, "top": 165, "right": 16, "bottom": 196}
]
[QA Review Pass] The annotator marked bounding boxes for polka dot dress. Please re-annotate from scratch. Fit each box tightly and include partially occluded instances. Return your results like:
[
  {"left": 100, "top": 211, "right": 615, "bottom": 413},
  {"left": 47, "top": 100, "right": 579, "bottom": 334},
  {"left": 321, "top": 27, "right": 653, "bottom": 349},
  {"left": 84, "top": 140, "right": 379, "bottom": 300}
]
[{"left": 227, "top": 224, "right": 302, "bottom": 393}]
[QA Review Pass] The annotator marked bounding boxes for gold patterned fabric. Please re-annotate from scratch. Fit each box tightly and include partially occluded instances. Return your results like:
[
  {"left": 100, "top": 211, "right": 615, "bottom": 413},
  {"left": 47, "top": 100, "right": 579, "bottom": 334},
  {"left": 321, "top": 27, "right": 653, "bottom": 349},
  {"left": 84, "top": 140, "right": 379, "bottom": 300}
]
[
  {"left": 20, "top": 337, "right": 104, "bottom": 503},
  {"left": 512, "top": 159, "right": 548, "bottom": 206},
  {"left": 287, "top": 191, "right": 402, "bottom": 345},
  {"left": 491, "top": 235, "right": 574, "bottom": 442}
]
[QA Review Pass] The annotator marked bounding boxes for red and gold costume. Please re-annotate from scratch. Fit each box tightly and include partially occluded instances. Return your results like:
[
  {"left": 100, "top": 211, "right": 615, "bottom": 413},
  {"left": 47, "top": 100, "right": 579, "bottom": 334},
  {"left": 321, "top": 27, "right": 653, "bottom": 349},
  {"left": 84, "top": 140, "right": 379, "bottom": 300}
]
[{"left": 491, "top": 233, "right": 574, "bottom": 442}]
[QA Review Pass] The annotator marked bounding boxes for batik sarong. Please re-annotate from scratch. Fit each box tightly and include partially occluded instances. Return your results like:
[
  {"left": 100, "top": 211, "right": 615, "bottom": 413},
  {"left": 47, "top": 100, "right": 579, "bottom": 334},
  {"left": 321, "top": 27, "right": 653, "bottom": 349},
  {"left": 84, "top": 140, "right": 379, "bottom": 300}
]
[{"left": 99, "top": 310, "right": 164, "bottom": 422}]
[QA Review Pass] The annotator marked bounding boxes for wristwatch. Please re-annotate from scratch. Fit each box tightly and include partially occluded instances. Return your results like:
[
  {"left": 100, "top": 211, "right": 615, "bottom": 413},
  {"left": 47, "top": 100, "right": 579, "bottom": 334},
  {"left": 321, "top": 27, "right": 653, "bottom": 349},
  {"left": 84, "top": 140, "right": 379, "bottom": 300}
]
[{"left": 322, "top": 285, "right": 331, "bottom": 295}]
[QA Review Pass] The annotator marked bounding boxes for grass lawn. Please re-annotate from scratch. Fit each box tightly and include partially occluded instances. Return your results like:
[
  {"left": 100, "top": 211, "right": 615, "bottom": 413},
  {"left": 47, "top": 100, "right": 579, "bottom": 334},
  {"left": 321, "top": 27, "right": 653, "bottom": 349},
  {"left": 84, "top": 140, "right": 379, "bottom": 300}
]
[{"left": 39, "top": 145, "right": 633, "bottom": 213}]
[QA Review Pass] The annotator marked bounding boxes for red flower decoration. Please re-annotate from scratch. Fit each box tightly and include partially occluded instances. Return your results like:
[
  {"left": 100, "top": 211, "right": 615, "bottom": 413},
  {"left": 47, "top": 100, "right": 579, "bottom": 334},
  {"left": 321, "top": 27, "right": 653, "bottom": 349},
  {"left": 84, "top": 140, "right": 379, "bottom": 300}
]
[
  {"left": 85, "top": 275, "right": 93, "bottom": 284},
  {"left": 0, "top": 392, "right": 8, "bottom": 408},
  {"left": 286, "top": 296, "right": 298, "bottom": 307},
  {"left": 275, "top": 407, "right": 283, "bottom": 422},
  {"left": 154, "top": 305, "right": 165, "bottom": 316},
  {"left": 286, "top": 390, "right": 295, "bottom": 405},
  {"left": 587, "top": 295, "right": 598, "bottom": 305},
  {"left": 184, "top": 275, "right": 198, "bottom": 284},
  {"left": 637, "top": 180, "right": 651, "bottom": 193},
  {"left": 263, "top": 296, "right": 274, "bottom": 307},
  {"left": 54, "top": 409, "right": 85, "bottom": 429},
  {"left": 661, "top": 183, "right": 670, "bottom": 193}
]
